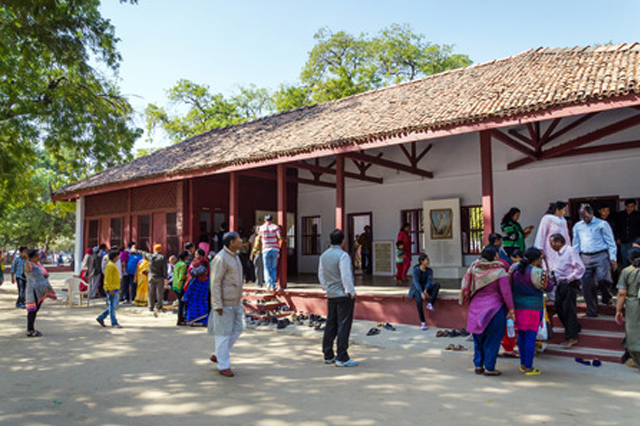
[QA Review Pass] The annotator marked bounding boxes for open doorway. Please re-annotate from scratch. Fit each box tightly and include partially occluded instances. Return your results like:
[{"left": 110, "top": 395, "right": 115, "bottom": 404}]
[{"left": 348, "top": 212, "right": 372, "bottom": 275}]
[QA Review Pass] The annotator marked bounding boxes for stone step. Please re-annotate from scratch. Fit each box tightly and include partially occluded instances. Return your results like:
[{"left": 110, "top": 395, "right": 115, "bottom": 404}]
[
  {"left": 549, "top": 327, "right": 625, "bottom": 351},
  {"left": 550, "top": 314, "right": 625, "bottom": 333},
  {"left": 544, "top": 344, "right": 625, "bottom": 363}
]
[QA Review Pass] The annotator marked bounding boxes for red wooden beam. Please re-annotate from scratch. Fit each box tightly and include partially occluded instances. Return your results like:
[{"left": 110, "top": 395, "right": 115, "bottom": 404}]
[
  {"left": 553, "top": 139, "right": 640, "bottom": 158},
  {"left": 526, "top": 123, "right": 539, "bottom": 146},
  {"left": 335, "top": 155, "right": 345, "bottom": 231},
  {"left": 480, "top": 131, "right": 494, "bottom": 242},
  {"left": 241, "top": 170, "right": 336, "bottom": 188},
  {"left": 490, "top": 129, "right": 538, "bottom": 159},
  {"left": 539, "top": 118, "right": 562, "bottom": 146},
  {"left": 291, "top": 161, "right": 383, "bottom": 184},
  {"left": 277, "top": 164, "right": 287, "bottom": 289},
  {"left": 542, "top": 113, "right": 640, "bottom": 159},
  {"left": 507, "top": 129, "right": 535, "bottom": 147},
  {"left": 229, "top": 171, "right": 239, "bottom": 232},
  {"left": 414, "top": 143, "right": 433, "bottom": 164},
  {"left": 508, "top": 113, "right": 640, "bottom": 170},
  {"left": 343, "top": 151, "right": 434, "bottom": 178},
  {"left": 545, "top": 112, "right": 599, "bottom": 144}
]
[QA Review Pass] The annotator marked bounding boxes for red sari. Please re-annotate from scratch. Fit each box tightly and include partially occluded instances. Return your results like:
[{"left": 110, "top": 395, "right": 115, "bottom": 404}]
[{"left": 396, "top": 230, "right": 412, "bottom": 281}]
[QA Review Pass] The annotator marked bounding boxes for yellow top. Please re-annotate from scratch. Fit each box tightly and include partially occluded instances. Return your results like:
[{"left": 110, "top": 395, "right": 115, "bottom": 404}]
[{"left": 103, "top": 261, "right": 120, "bottom": 291}]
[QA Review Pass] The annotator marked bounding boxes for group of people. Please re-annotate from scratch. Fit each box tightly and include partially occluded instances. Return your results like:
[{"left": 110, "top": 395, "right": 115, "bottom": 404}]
[{"left": 460, "top": 199, "right": 640, "bottom": 376}]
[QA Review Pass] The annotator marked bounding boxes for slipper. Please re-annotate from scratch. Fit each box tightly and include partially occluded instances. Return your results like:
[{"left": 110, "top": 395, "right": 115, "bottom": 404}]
[
  {"left": 592, "top": 359, "right": 602, "bottom": 367},
  {"left": 436, "top": 330, "right": 449, "bottom": 337},
  {"left": 383, "top": 323, "right": 396, "bottom": 331},
  {"left": 524, "top": 368, "right": 541, "bottom": 376},
  {"left": 474, "top": 367, "right": 485, "bottom": 375},
  {"left": 366, "top": 328, "right": 380, "bottom": 336},
  {"left": 575, "top": 357, "right": 591, "bottom": 366},
  {"left": 483, "top": 370, "right": 502, "bottom": 377},
  {"left": 449, "top": 330, "right": 461, "bottom": 337},
  {"left": 453, "top": 344, "right": 468, "bottom": 351},
  {"left": 519, "top": 365, "right": 526, "bottom": 373},
  {"left": 459, "top": 328, "right": 470, "bottom": 337},
  {"left": 445, "top": 344, "right": 456, "bottom": 351}
]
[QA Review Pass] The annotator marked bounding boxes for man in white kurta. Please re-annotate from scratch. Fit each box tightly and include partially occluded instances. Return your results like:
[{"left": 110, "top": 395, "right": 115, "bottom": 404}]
[{"left": 209, "top": 232, "right": 244, "bottom": 377}]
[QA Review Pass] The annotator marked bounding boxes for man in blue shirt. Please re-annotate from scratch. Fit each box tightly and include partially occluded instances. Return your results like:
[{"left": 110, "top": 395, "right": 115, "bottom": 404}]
[
  {"left": 122, "top": 243, "right": 142, "bottom": 304},
  {"left": 573, "top": 204, "right": 617, "bottom": 317},
  {"left": 10, "top": 246, "right": 28, "bottom": 308}
]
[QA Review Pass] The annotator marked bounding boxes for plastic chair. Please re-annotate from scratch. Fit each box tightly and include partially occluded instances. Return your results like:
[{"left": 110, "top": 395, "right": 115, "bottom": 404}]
[{"left": 65, "top": 277, "right": 90, "bottom": 307}]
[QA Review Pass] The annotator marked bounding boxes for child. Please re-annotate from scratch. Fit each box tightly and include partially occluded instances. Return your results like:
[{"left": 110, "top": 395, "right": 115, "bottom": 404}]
[
  {"left": 395, "top": 241, "right": 405, "bottom": 283},
  {"left": 96, "top": 251, "right": 123, "bottom": 328}
]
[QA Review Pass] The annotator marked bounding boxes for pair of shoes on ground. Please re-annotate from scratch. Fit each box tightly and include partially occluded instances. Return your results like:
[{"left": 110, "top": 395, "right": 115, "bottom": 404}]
[
  {"left": 96, "top": 318, "right": 123, "bottom": 328},
  {"left": 376, "top": 322, "right": 396, "bottom": 331},
  {"left": 210, "top": 354, "right": 235, "bottom": 377},
  {"left": 474, "top": 367, "right": 502, "bottom": 376},
  {"left": 324, "top": 357, "right": 359, "bottom": 367},
  {"left": 575, "top": 357, "right": 601, "bottom": 367},
  {"left": 436, "top": 328, "right": 469, "bottom": 337},
  {"left": 444, "top": 344, "right": 467, "bottom": 351},
  {"left": 26, "top": 330, "right": 42, "bottom": 337}
]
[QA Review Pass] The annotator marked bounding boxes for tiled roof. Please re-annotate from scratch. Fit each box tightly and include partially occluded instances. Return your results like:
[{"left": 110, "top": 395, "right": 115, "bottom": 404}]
[{"left": 57, "top": 43, "right": 640, "bottom": 197}]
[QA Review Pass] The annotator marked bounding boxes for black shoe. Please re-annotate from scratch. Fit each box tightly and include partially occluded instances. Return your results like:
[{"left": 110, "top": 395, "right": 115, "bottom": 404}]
[{"left": 96, "top": 318, "right": 106, "bottom": 327}]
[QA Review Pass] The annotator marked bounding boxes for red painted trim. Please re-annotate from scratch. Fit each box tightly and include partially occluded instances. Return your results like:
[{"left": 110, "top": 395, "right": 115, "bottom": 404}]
[
  {"left": 480, "top": 131, "right": 494, "bottom": 243},
  {"left": 229, "top": 171, "right": 239, "bottom": 232},
  {"left": 343, "top": 151, "right": 434, "bottom": 178},
  {"left": 277, "top": 165, "right": 287, "bottom": 289},
  {"left": 54, "top": 93, "right": 640, "bottom": 201},
  {"left": 335, "top": 154, "right": 345, "bottom": 231}
]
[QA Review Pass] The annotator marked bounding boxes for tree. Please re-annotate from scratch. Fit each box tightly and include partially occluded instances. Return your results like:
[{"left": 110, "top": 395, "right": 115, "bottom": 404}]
[
  {"left": 0, "top": 0, "right": 141, "bottom": 207},
  {"left": 145, "top": 79, "right": 245, "bottom": 143},
  {"left": 301, "top": 24, "right": 472, "bottom": 103},
  {"left": 272, "top": 83, "right": 312, "bottom": 113}
]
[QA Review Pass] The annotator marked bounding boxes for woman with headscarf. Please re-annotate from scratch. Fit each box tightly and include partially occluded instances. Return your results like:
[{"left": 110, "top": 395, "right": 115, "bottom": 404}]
[
  {"left": 616, "top": 247, "right": 640, "bottom": 372},
  {"left": 461, "top": 246, "right": 515, "bottom": 376},
  {"left": 534, "top": 201, "right": 570, "bottom": 270},
  {"left": 510, "top": 247, "right": 552, "bottom": 376},
  {"left": 25, "top": 249, "right": 57, "bottom": 337},
  {"left": 183, "top": 248, "right": 211, "bottom": 325}
]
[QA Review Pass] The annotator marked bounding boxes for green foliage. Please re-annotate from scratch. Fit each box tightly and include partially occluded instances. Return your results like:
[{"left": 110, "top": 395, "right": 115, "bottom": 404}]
[
  {"left": 0, "top": 0, "right": 142, "bottom": 207},
  {"left": 272, "top": 83, "right": 313, "bottom": 113}
]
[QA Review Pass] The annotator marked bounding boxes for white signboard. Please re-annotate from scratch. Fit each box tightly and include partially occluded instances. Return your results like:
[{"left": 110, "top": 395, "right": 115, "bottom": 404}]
[
  {"left": 372, "top": 240, "right": 394, "bottom": 276},
  {"left": 423, "top": 198, "right": 462, "bottom": 267}
]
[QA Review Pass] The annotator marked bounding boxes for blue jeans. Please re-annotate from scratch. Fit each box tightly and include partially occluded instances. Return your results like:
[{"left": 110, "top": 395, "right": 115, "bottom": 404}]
[
  {"left": 121, "top": 275, "right": 136, "bottom": 303},
  {"left": 472, "top": 305, "right": 506, "bottom": 371},
  {"left": 98, "top": 290, "right": 119, "bottom": 326},
  {"left": 621, "top": 243, "right": 632, "bottom": 268},
  {"left": 263, "top": 250, "right": 279, "bottom": 290}
]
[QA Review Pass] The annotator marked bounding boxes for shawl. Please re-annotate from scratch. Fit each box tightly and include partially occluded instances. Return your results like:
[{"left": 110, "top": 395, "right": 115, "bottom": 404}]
[
  {"left": 25, "top": 262, "right": 57, "bottom": 312},
  {"left": 460, "top": 258, "right": 508, "bottom": 305}
]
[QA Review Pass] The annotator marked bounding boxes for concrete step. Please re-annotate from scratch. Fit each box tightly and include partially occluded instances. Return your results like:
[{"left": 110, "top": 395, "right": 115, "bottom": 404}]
[
  {"left": 550, "top": 314, "right": 625, "bottom": 333},
  {"left": 544, "top": 344, "right": 625, "bottom": 364},
  {"left": 550, "top": 327, "right": 625, "bottom": 351}
]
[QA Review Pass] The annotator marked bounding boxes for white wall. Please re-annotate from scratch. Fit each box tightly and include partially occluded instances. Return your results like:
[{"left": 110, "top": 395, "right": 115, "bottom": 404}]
[{"left": 297, "top": 108, "right": 640, "bottom": 274}]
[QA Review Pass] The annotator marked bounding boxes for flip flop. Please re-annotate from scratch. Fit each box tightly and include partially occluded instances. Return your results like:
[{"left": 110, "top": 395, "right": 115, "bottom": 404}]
[
  {"left": 575, "top": 357, "right": 591, "bottom": 366},
  {"left": 524, "top": 368, "right": 541, "bottom": 376},
  {"left": 449, "top": 330, "right": 461, "bottom": 337},
  {"left": 483, "top": 370, "right": 502, "bottom": 377},
  {"left": 383, "top": 323, "right": 396, "bottom": 331},
  {"left": 436, "top": 330, "right": 449, "bottom": 337},
  {"left": 445, "top": 344, "right": 456, "bottom": 351},
  {"left": 366, "top": 328, "right": 380, "bottom": 336},
  {"left": 453, "top": 344, "right": 467, "bottom": 351},
  {"left": 592, "top": 359, "right": 602, "bottom": 367}
]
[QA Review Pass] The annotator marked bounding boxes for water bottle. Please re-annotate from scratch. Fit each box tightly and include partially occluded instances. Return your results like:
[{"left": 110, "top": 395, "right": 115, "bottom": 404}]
[{"left": 506, "top": 318, "right": 515, "bottom": 338}]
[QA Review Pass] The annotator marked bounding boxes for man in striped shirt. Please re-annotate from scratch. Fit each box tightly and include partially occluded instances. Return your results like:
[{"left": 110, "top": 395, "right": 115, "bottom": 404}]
[{"left": 258, "top": 215, "right": 283, "bottom": 291}]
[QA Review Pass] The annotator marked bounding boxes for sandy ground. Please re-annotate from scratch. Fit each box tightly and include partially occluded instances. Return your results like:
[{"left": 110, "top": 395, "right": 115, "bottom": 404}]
[{"left": 1, "top": 273, "right": 639, "bottom": 426}]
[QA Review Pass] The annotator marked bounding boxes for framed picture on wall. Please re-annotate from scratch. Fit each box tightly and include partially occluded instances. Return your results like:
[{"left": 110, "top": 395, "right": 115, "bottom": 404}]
[{"left": 430, "top": 208, "right": 453, "bottom": 240}]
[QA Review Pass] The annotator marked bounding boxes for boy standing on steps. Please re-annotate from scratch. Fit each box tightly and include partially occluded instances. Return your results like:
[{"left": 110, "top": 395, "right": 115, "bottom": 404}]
[{"left": 97, "top": 251, "right": 123, "bottom": 328}]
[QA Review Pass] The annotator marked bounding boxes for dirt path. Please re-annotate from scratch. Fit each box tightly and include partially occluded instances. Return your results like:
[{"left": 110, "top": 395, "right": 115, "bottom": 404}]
[{"left": 0, "top": 274, "right": 638, "bottom": 426}]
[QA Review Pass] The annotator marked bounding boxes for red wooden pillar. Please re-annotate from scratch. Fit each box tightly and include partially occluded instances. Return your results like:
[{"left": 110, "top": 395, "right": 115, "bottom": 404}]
[
  {"left": 277, "top": 164, "right": 288, "bottom": 289},
  {"left": 335, "top": 154, "right": 345, "bottom": 231},
  {"left": 188, "top": 178, "right": 195, "bottom": 244},
  {"left": 480, "top": 131, "right": 494, "bottom": 244},
  {"left": 229, "top": 172, "right": 239, "bottom": 232}
]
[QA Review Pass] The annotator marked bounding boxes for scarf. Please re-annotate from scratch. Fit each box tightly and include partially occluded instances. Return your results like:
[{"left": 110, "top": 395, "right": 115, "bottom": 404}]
[{"left": 459, "top": 258, "right": 508, "bottom": 305}]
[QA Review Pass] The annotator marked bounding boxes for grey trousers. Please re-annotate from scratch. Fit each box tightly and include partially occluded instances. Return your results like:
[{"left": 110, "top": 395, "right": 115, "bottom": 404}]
[
  {"left": 580, "top": 251, "right": 613, "bottom": 317},
  {"left": 148, "top": 277, "right": 164, "bottom": 310},
  {"left": 254, "top": 254, "right": 264, "bottom": 287}
]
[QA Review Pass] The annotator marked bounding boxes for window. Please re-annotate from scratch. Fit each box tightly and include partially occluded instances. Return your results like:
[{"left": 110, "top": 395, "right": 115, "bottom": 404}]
[
  {"left": 110, "top": 218, "right": 122, "bottom": 249},
  {"left": 87, "top": 220, "right": 99, "bottom": 248},
  {"left": 166, "top": 212, "right": 180, "bottom": 257},
  {"left": 138, "top": 215, "right": 151, "bottom": 252},
  {"left": 301, "top": 216, "right": 321, "bottom": 255},
  {"left": 401, "top": 209, "right": 424, "bottom": 255},
  {"left": 461, "top": 206, "right": 484, "bottom": 255}
]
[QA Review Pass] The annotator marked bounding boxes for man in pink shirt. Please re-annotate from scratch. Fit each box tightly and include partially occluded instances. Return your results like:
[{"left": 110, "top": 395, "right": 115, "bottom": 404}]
[
  {"left": 550, "top": 233, "right": 586, "bottom": 347},
  {"left": 258, "top": 215, "right": 283, "bottom": 291}
]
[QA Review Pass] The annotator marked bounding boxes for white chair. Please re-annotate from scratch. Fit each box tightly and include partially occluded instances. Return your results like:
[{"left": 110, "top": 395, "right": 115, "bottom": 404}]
[{"left": 65, "top": 277, "right": 90, "bottom": 307}]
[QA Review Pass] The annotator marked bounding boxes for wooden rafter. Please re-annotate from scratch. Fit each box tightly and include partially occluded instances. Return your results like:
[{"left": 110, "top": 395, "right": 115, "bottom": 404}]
[
  {"left": 344, "top": 150, "right": 434, "bottom": 179},
  {"left": 291, "top": 161, "right": 384, "bottom": 184},
  {"left": 240, "top": 169, "right": 336, "bottom": 188},
  {"left": 491, "top": 129, "right": 538, "bottom": 159},
  {"left": 507, "top": 113, "right": 640, "bottom": 170}
]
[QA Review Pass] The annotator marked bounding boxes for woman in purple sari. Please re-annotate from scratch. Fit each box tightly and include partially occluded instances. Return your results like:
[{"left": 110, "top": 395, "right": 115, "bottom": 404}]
[{"left": 461, "top": 246, "right": 515, "bottom": 376}]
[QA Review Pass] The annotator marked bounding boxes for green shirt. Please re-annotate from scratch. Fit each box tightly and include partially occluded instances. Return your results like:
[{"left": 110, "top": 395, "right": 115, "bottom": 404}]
[
  {"left": 501, "top": 220, "right": 525, "bottom": 251},
  {"left": 172, "top": 260, "right": 188, "bottom": 292}
]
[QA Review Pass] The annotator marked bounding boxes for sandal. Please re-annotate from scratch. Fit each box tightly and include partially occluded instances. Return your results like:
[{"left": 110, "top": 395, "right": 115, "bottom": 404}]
[
  {"left": 445, "top": 344, "right": 456, "bottom": 351},
  {"left": 453, "top": 344, "right": 467, "bottom": 351},
  {"left": 436, "top": 330, "right": 449, "bottom": 337},
  {"left": 524, "top": 368, "right": 541, "bottom": 376},
  {"left": 366, "top": 328, "right": 380, "bottom": 336},
  {"left": 483, "top": 370, "right": 502, "bottom": 377},
  {"left": 474, "top": 367, "right": 485, "bottom": 375}
]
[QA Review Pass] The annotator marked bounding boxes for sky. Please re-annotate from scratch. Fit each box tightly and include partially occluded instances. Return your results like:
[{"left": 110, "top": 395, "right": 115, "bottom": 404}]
[{"left": 99, "top": 0, "right": 640, "bottom": 151}]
